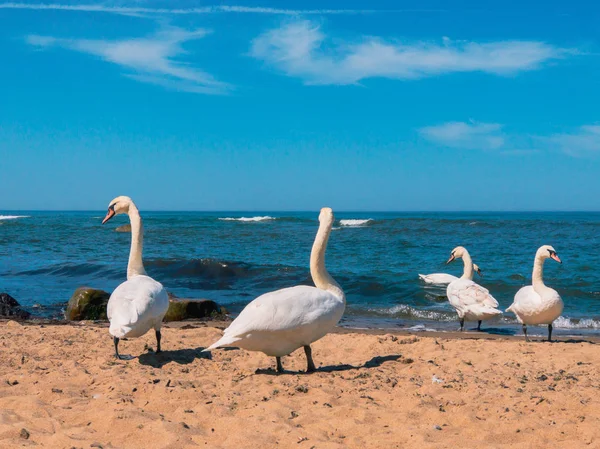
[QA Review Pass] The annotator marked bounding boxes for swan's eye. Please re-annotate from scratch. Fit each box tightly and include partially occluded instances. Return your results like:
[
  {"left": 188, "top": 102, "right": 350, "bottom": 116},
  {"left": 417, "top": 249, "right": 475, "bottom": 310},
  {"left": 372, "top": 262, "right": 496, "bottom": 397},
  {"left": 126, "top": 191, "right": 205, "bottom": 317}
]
[
  {"left": 547, "top": 249, "right": 555, "bottom": 256},
  {"left": 109, "top": 204, "right": 116, "bottom": 212}
]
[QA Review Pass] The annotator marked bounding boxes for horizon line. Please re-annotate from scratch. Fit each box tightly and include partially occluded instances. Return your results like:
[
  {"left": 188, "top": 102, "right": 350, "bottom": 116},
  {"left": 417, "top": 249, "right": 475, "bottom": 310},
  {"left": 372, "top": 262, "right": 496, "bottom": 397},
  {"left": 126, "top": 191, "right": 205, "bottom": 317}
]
[{"left": 3, "top": 209, "right": 600, "bottom": 214}]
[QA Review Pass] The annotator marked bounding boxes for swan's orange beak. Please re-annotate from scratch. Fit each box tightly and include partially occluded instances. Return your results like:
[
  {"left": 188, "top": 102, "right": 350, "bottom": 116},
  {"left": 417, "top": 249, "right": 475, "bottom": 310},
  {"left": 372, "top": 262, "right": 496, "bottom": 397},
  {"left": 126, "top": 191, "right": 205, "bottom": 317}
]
[
  {"left": 550, "top": 253, "right": 562, "bottom": 264},
  {"left": 446, "top": 255, "right": 455, "bottom": 264},
  {"left": 102, "top": 209, "right": 115, "bottom": 225}
]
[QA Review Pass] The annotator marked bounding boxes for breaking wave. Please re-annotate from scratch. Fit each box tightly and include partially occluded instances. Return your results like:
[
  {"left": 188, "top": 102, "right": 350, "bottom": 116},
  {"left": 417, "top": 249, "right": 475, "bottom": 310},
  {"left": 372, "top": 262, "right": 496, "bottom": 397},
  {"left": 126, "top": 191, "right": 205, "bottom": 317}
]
[
  {"left": 339, "top": 219, "right": 373, "bottom": 227},
  {"left": 219, "top": 216, "right": 276, "bottom": 222}
]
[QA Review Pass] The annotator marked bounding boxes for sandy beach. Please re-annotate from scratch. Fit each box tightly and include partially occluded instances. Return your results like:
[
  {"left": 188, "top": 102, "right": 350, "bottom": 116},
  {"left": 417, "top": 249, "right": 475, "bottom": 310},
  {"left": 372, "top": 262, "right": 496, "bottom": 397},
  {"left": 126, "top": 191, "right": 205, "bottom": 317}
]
[{"left": 1, "top": 320, "right": 599, "bottom": 449}]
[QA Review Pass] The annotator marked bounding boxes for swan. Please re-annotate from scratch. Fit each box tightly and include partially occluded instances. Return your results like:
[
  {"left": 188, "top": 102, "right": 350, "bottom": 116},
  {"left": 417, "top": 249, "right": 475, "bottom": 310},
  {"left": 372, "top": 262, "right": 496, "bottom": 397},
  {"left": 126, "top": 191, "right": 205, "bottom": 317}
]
[
  {"left": 446, "top": 246, "right": 502, "bottom": 331},
  {"left": 419, "top": 263, "right": 482, "bottom": 285},
  {"left": 506, "top": 245, "right": 563, "bottom": 342},
  {"left": 101, "top": 196, "right": 169, "bottom": 359},
  {"left": 205, "top": 207, "right": 345, "bottom": 373}
]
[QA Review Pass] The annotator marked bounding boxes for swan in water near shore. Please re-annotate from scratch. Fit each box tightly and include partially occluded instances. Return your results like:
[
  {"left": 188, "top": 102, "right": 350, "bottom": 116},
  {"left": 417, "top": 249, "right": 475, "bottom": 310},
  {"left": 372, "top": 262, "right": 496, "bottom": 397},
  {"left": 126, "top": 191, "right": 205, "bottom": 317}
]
[
  {"left": 205, "top": 207, "right": 345, "bottom": 373},
  {"left": 446, "top": 246, "right": 502, "bottom": 331},
  {"left": 506, "top": 245, "right": 563, "bottom": 342},
  {"left": 102, "top": 196, "right": 169, "bottom": 359},
  {"left": 419, "top": 263, "right": 483, "bottom": 285}
]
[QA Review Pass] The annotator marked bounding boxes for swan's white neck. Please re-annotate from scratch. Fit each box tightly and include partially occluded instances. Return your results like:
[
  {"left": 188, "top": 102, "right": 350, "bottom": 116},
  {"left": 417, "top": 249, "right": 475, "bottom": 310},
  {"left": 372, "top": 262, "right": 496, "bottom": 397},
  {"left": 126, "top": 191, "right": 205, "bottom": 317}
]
[
  {"left": 532, "top": 254, "right": 548, "bottom": 294},
  {"left": 310, "top": 219, "right": 344, "bottom": 301},
  {"left": 127, "top": 203, "right": 147, "bottom": 280},
  {"left": 459, "top": 250, "right": 474, "bottom": 280}
]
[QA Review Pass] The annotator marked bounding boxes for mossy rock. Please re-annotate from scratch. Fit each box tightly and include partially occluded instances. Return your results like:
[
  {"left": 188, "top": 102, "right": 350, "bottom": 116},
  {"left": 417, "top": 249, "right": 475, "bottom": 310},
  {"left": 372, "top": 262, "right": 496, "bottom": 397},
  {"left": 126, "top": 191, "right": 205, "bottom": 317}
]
[
  {"left": 65, "top": 287, "right": 110, "bottom": 321},
  {"left": 115, "top": 224, "right": 131, "bottom": 233},
  {"left": 164, "top": 299, "right": 225, "bottom": 322}
]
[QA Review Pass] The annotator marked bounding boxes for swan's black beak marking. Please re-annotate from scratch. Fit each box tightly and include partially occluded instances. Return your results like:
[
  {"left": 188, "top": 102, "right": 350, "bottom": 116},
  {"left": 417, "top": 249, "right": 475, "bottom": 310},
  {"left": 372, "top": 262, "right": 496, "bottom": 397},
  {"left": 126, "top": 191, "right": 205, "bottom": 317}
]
[
  {"left": 476, "top": 268, "right": 483, "bottom": 277},
  {"left": 102, "top": 205, "right": 116, "bottom": 225}
]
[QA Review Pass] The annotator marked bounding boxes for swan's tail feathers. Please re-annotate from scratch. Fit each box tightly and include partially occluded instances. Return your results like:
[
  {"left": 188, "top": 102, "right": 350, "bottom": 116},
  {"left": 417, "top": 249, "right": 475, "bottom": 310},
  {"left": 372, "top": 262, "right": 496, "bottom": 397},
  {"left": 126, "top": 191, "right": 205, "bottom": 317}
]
[
  {"left": 506, "top": 304, "right": 515, "bottom": 313},
  {"left": 418, "top": 274, "right": 426, "bottom": 280},
  {"left": 203, "top": 335, "right": 241, "bottom": 352}
]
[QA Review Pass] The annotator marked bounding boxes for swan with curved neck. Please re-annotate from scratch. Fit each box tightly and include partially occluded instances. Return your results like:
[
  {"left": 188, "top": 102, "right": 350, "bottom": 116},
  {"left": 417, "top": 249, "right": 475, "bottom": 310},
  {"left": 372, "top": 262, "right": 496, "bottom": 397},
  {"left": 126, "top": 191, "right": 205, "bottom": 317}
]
[
  {"left": 507, "top": 245, "right": 563, "bottom": 342},
  {"left": 102, "top": 196, "right": 169, "bottom": 359},
  {"left": 446, "top": 246, "right": 502, "bottom": 331},
  {"left": 205, "top": 207, "right": 345, "bottom": 373}
]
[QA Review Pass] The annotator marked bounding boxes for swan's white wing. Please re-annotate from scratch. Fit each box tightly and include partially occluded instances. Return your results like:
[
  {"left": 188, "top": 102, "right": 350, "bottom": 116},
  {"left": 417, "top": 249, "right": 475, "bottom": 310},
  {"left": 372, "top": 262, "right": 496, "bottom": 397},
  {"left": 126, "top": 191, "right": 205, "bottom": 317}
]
[
  {"left": 107, "top": 275, "right": 169, "bottom": 338},
  {"left": 419, "top": 273, "right": 458, "bottom": 284},
  {"left": 447, "top": 279, "right": 500, "bottom": 311},
  {"left": 207, "top": 285, "right": 343, "bottom": 350}
]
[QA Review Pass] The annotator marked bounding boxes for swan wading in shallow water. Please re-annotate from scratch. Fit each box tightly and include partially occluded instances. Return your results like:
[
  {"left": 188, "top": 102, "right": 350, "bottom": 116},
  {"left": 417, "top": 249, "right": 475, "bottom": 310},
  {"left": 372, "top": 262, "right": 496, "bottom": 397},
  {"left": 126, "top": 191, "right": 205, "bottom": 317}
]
[
  {"left": 418, "top": 263, "right": 483, "bottom": 285},
  {"left": 446, "top": 246, "right": 502, "bottom": 331},
  {"left": 102, "top": 196, "right": 169, "bottom": 359},
  {"left": 506, "top": 245, "right": 563, "bottom": 342},
  {"left": 205, "top": 207, "right": 345, "bottom": 373}
]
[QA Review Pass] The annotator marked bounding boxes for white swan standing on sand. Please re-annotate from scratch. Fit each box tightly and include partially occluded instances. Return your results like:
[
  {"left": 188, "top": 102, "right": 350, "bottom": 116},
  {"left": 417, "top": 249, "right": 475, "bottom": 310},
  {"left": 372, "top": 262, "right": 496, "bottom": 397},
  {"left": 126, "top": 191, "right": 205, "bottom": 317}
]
[
  {"left": 506, "top": 245, "right": 563, "bottom": 342},
  {"left": 205, "top": 207, "right": 345, "bottom": 373},
  {"left": 101, "top": 196, "right": 169, "bottom": 359},
  {"left": 419, "top": 263, "right": 483, "bottom": 285},
  {"left": 446, "top": 246, "right": 502, "bottom": 331}
]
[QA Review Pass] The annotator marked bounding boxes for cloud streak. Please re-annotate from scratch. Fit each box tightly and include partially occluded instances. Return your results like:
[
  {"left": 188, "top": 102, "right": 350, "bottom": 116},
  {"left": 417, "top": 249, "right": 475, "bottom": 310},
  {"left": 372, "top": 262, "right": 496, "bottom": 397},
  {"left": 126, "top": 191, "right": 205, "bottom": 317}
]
[
  {"left": 26, "top": 27, "right": 230, "bottom": 94},
  {"left": 251, "top": 20, "right": 573, "bottom": 85},
  {"left": 0, "top": 2, "right": 404, "bottom": 15},
  {"left": 543, "top": 126, "right": 600, "bottom": 156},
  {"left": 419, "top": 121, "right": 505, "bottom": 150}
]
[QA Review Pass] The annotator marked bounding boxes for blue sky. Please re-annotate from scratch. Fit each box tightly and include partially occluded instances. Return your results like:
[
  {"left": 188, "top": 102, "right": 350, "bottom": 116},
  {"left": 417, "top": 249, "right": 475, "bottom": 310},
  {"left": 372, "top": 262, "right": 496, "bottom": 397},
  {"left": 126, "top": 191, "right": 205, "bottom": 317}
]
[{"left": 1, "top": 0, "right": 599, "bottom": 211}]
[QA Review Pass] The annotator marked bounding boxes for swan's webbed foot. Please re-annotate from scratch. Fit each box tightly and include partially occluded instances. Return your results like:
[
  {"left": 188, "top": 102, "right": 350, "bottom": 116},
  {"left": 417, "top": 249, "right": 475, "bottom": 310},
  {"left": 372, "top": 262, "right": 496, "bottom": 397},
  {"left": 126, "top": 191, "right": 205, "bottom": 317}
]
[
  {"left": 304, "top": 345, "right": 316, "bottom": 373},
  {"left": 114, "top": 336, "right": 123, "bottom": 360},
  {"left": 276, "top": 357, "right": 284, "bottom": 373},
  {"left": 155, "top": 329, "right": 162, "bottom": 353},
  {"left": 547, "top": 324, "right": 553, "bottom": 343},
  {"left": 523, "top": 325, "right": 530, "bottom": 342},
  {"left": 477, "top": 320, "right": 482, "bottom": 332}
]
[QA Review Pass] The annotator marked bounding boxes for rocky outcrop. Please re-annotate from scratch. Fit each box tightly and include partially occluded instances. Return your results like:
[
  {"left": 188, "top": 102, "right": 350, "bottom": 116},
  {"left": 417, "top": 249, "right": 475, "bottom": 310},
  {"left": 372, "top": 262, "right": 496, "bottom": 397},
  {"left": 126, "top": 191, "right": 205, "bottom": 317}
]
[
  {"left": 164, "top": 299, "right": 226, "bottom": 322},
  {"left": 65, "top": 287, "right": 226, "bottom": 322},
  {"left": 65, "top": 287, "right": 110, "bottom": 321},
  {"left": 0, "top": 293, "right": 31, "bottom": 319}
]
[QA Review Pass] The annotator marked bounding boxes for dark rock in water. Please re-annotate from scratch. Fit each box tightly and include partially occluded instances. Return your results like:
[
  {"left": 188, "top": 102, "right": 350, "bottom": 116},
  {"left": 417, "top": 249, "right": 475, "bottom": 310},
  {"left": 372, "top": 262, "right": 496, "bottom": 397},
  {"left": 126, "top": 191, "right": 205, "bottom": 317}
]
[
  {"left": 65, "top": 287, "right": 110, "bottom": 320},
  {"left": 115, "top": 224, "right": 132, "bottom": 233},
  {"left": 0, "top": 293, "right": 31, "bottom": 319},
  {"left": 164, "top": 299, "right": 226, "bottom": 322}
]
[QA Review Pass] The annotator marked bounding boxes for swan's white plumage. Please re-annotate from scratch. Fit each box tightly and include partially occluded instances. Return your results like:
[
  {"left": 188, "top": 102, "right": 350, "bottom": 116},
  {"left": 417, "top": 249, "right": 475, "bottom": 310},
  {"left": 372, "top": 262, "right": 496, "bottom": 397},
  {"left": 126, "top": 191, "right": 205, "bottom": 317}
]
[
  {"left": 205, "top": 207, "right": 345, "bottom": 365},
  {"left": 446, "top": 279, "right": 502, "bottom": 321},
  {"left": 506, "top": 286, "right": 562, "bottom": 325},
  {"left": 206, "top": 285, "right": 344, "bottom": 356},
  {"left": 107, "top": 275, "right": 169, "bottom": 339},
  {"left": 418, "top": 273, "right": 459, "bottom": 285},
  {"left": 506, "top": 245, "right": 563, "bottom": 326}
]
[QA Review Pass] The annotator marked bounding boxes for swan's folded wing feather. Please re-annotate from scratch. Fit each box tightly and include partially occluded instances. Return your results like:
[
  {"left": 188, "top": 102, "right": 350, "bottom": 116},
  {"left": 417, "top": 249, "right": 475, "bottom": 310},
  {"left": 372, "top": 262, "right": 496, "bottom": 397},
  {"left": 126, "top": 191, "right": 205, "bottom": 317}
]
[
  {"left": 107, "top": 276, "right": 168, "bottom": 327},
  {"left": 448, "top": 280, "right": 499, "bottom": 309},
  {"left": 222, "top": 285, "right": 341, "bottom": 339}
]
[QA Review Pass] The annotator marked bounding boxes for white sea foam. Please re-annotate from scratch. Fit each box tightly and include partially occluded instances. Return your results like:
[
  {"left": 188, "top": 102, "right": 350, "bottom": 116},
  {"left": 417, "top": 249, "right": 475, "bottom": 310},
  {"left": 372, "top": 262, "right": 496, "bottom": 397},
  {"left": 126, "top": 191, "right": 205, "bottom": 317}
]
[
  {"left": 339, "top": 218, "right": 373, "bottom": 227},
  {"left": 218, "top": 216, "right": 276, "bottom": 222},
  {"left": 371, "top": 304, "right": 456, "bottom": 322},
  {"left": 0, "top": 215, "right": 29, "bottom": 220},
  {"left": 553, "top": 316, "right": 600, "bottom": 329}
]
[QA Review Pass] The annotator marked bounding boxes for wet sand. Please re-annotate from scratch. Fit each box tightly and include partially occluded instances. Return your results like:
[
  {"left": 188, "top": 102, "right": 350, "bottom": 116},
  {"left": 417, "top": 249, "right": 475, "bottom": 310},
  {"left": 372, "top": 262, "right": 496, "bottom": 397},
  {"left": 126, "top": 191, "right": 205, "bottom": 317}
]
[{"left": 1, "top": 320, "right": 599, "bottom": 448}]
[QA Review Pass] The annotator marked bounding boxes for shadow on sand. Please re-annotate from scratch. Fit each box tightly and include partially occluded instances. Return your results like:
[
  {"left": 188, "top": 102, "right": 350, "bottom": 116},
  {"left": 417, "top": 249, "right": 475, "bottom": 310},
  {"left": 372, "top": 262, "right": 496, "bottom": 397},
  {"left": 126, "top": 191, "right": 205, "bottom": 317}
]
[
  {"left": 138, "top": 347, "right": 211, "bottom": 368},
  {"left": 254, "top": 354, "right": 402, "bottom": 376}
]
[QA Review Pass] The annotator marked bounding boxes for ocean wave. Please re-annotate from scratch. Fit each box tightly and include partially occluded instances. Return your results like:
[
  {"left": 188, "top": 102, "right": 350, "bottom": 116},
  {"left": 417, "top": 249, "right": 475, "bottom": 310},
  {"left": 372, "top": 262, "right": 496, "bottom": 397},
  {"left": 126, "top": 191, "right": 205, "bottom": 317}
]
[
  {"left": 366, "top": 304, "right": 457, "bottom": 322},
  {"left": 339, "top": 219, "right": 373, "bottom": 227},
  {"left": 0, "top": 215, "right": 29, "bottom": 220},
  {"left": 219, "top": 216, "right": 276, "bottom": 222},
  {"left": 553, "top": 316, "right": 600, "bottom": 329}
]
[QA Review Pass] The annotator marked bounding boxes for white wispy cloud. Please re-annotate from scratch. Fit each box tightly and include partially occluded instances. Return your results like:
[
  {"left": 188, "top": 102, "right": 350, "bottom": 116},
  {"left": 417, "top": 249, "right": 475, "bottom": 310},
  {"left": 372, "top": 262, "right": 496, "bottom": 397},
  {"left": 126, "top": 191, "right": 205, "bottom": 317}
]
[
  {"left": 419, "top": 121, "right": 506, "bottom": 150},
  {"left": 543, "top": 125, "right": 600, "bottom": 156},
  {"left": 420, "top": 121, "right": 600, "bottom": 157},
  {"left": 0, "top": 2, "right": 391, "bottom": 15},
  {"left": 26, "top": 27, "right": 230, "bottom": 94},
  {"left": 251, "top": 20, "right": 573, "bottom": 85}
]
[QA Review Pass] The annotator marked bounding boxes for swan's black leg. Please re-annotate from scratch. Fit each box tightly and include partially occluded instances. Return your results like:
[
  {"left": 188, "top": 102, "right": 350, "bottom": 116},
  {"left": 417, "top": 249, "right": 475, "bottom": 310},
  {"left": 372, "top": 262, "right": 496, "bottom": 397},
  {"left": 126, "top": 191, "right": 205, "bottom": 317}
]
[
  {"left": 155, "top": 330, "right": 162, "bottom": 353},
  {"left": 477, "top": 320, "right": 482, "bottom": 331},
  {"left": 548, "top": 324, "right": 553, "bottom": 342},
  {"left": 459, "top": 318, "right": 465, "bottom": 332},
  {"left": 523, "top": 324, "right": 530, "bottom": 342},
  {"left": 276, "top": 357, "right": 284, "bottom": 373},
  {"left": 304, "top": 345, "right": 316, "bottom": 373},
  {"left": 114, "top": 336, "right": 123, "bottom": 359}
]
